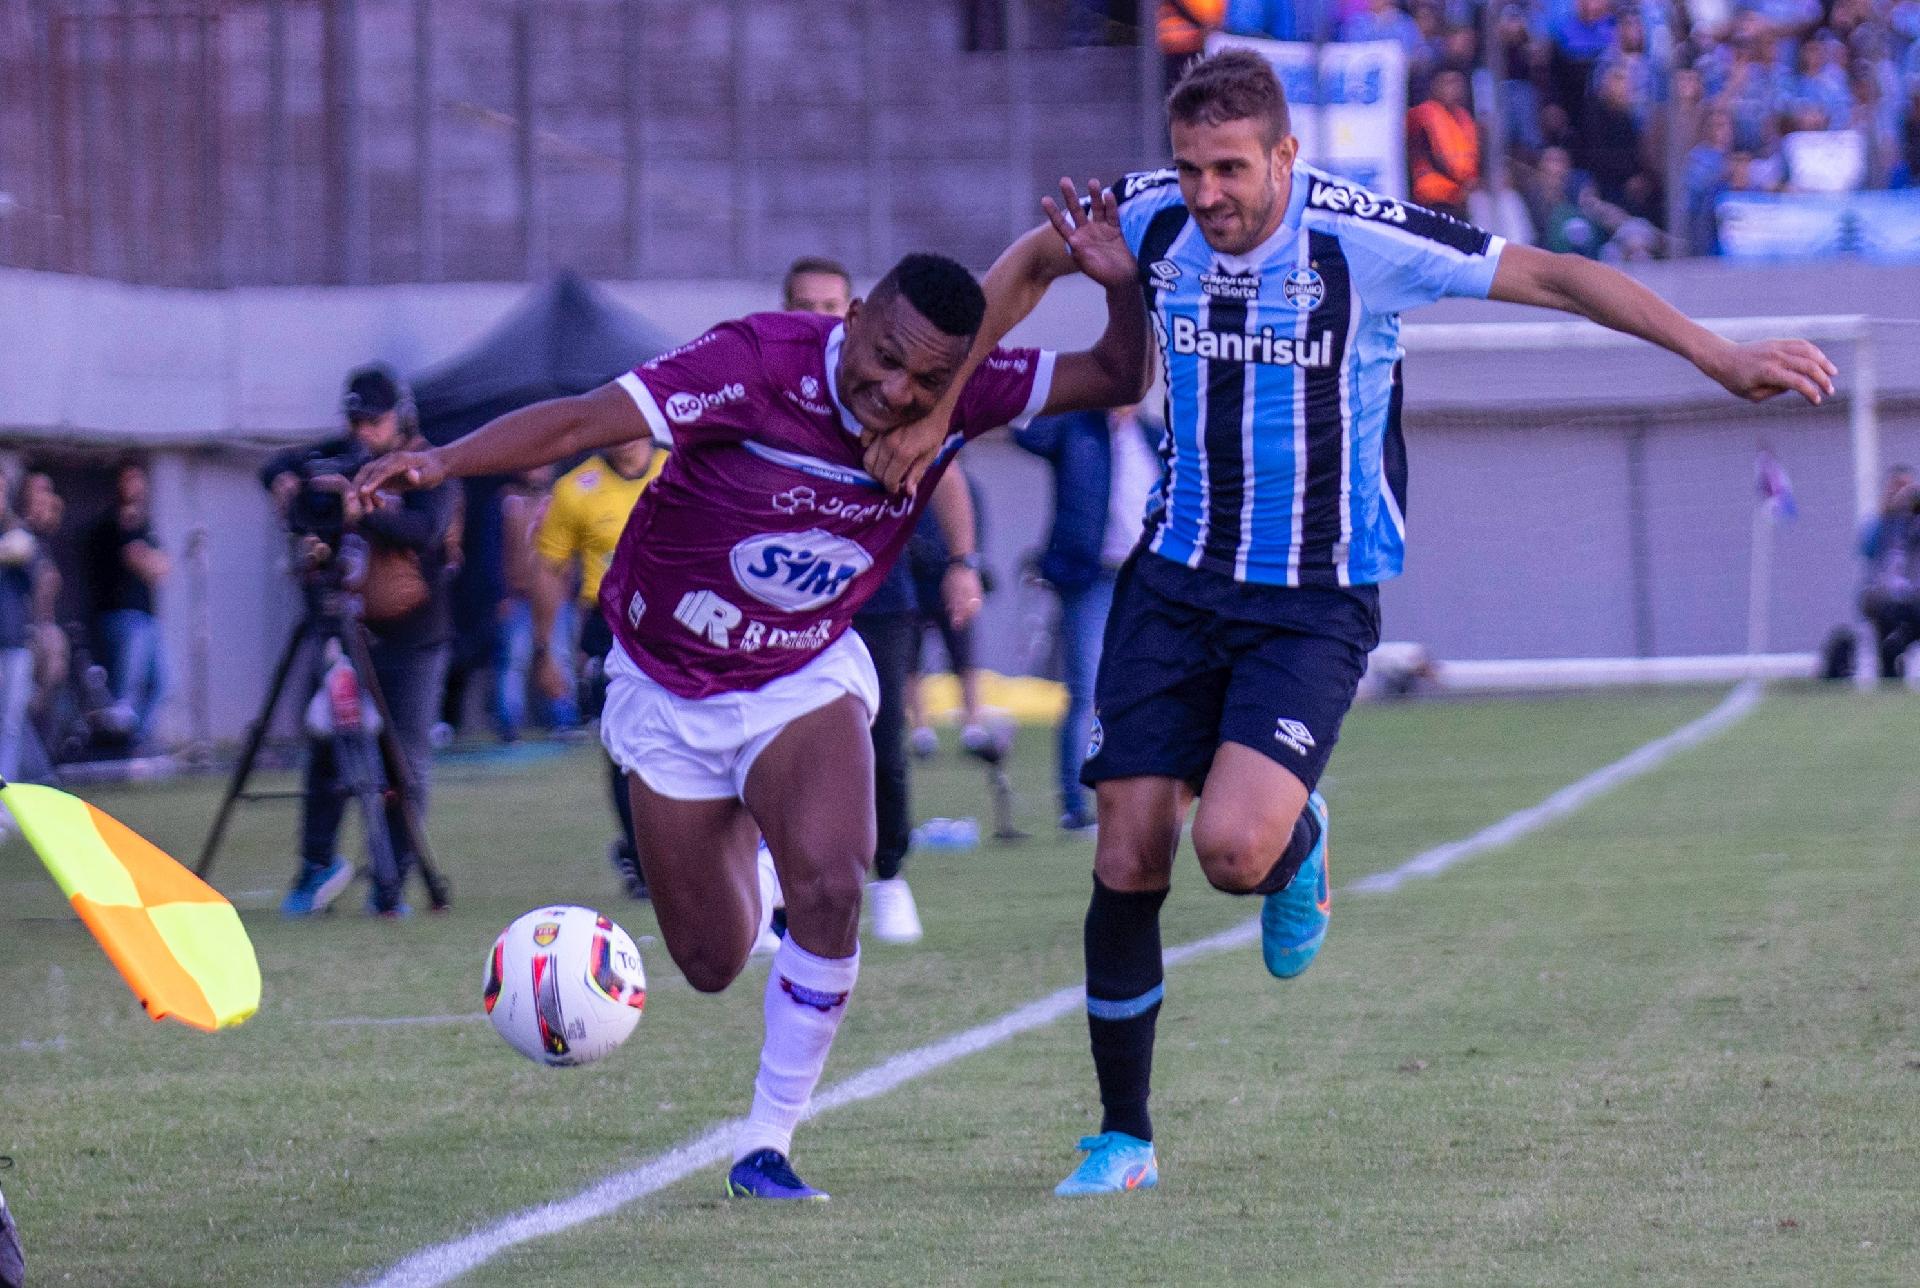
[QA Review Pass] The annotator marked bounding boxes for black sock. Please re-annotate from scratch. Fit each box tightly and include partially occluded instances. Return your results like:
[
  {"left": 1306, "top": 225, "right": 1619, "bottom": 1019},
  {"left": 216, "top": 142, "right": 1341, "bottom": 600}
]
[
  {"left": 1248, "top": 804, "right": 1322, "bottom": 896},
  {"left": 1084, "top": 875, "right": 1169, "bottom": 1142}
]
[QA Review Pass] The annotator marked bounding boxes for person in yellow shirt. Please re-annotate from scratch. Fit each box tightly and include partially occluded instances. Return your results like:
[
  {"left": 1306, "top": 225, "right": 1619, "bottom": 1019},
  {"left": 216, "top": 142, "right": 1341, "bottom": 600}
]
[{"left": 531, "top": 438, "right": 665, "bottom": 899}]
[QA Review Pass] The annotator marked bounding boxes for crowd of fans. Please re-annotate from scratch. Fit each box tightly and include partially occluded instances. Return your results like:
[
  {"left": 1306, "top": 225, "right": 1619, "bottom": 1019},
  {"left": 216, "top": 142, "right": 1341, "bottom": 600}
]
[
  {"left": 1064, "top": 1, "right": 1920, "bottom": 257},
  {"left": 0, "top": 461, "right": 168, "bottom": 804}
]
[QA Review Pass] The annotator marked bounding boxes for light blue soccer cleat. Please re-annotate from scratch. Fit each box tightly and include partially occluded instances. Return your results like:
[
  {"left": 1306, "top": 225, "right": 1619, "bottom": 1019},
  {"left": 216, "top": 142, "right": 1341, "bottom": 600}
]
[
  {"left": 1261, "top": 791, "right": 1330, "bottom": 979},
  {"left": 1054, "top": 1132, "right": 1158, "bottom": 1196}
]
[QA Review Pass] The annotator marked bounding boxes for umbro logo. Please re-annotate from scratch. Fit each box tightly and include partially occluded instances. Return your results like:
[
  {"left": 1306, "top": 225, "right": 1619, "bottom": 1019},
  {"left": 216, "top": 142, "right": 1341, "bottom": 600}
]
[{"left": 1274, "top": 718, "right": 1316, "bottom": 756}]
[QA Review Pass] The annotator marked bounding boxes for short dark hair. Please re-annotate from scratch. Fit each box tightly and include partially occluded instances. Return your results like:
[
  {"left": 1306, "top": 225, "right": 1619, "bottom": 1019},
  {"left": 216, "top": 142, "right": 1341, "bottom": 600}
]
[
  {"left": 782, "top": 255, "right": 852, "bottom": 301},
  {"left": 869, "top": 253, "right": 985, "bottom": 338},
  {"left": 1167, "top": 48, "right": 1291, "bottom": 145}
]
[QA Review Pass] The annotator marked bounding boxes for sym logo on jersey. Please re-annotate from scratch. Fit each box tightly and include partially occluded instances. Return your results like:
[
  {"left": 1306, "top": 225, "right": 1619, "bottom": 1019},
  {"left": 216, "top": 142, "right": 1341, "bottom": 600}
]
[
  {"left": 1199, "top": 269, "right": 1259, "bottom": 300},
  {"left": 1148, "top": 258, "right": 1181, "bottom": 287},
  {"left": 1168, "top": 315, "right": 1334, "bottom": 368},
  {"left": 664, "top": 382, "right": 747, "bottom": 425},
  {"left": 1307, "top": 180, "right": 1407, "bottom": 226},
  {"left": 729, "top": 529, "right": 874, "bottom": 612}
]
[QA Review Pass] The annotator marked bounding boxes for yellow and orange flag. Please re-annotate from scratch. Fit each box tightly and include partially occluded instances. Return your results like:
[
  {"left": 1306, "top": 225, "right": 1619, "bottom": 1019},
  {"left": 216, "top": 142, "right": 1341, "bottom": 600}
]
[{"left": 3, "top": 780, "right": 260, "bottom": 1031}]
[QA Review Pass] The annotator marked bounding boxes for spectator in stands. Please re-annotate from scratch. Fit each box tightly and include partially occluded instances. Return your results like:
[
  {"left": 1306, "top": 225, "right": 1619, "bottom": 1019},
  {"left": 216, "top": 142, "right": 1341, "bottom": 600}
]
[
  {"left": 1899, "top": 81, "right": 1920, "bottom": 187},
  {"left": 16, "top": 472, "right": 69, "bottom": 746},
  {"left": 1343, "top": 0, "right": 1422, "bottom": 55},
  {"left": 1859, "top": 464, "right": 1920, "bottom": 679},
  {"left": 87, "top": 460, "right": 168, "bottom": 747},
  {"left": 1408, "top": 67, "right": 1481, "bottom": 220},
  {"left": 1596, "top": 7, "right": 1665, "bottom": 129},
  {"left": 1686, "top": 107, "right": 1738, "bottom": 253},
  {"left": 1227, "top": 0, "right": 1356, "bottom": 41},
  {"left": 1580, "top": 62, "right": 1659, "bottom": 218},
  {"left": 1790, "top": 32, "right": 1854, "bottom": 128},
  {"left": 1014, "top": 403, "right": 1160, "bottom": 834},
  {"left": 1159, "top": 0, "right": 1224, "bottom": 82},
  {"left": 0, "top": 478, "right": 58, "bottom": 789},
  {"left": 1550, "top": 0, "right": 1616, "bottom": 123},
  {"left": 1527, "top": 144, "right": 1607, "bottom": 256}
]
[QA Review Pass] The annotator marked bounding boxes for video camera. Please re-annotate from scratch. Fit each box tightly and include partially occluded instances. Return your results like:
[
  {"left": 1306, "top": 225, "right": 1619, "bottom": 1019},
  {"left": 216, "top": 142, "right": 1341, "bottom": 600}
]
[{"left": 283, "top": 443, "right": 372, "bottom": 550}]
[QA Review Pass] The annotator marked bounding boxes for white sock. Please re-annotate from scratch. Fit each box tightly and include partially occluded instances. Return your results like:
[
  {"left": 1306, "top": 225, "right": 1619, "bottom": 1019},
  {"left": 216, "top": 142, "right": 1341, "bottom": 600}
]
[{"left": 735, "top": 936, "right": 860, "bottom": 1162}]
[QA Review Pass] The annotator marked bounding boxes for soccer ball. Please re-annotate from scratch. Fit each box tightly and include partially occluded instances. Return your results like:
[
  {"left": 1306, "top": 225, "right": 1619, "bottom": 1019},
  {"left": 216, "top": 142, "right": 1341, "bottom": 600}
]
[{"left": 483, "top": 905, "right": 646, "bottom": 1067}]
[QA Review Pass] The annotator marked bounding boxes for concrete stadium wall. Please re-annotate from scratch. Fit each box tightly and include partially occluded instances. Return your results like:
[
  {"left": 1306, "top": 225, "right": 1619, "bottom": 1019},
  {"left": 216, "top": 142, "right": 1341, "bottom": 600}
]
[{"left": 2, "top": 261, "right": 1917, "bottom": 742}]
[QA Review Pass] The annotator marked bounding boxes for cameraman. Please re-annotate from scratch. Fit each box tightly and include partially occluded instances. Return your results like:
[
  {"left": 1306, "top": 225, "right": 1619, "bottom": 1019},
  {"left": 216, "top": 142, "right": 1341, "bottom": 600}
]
[{"left": 262, "top": 365, "right": 457, "bottom": 916}]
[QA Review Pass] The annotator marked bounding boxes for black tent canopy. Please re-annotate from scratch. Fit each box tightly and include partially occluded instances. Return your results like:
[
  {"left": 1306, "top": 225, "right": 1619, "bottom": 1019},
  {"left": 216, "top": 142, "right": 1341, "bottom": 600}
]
[
  {"left": 412, "top": 271, "right": 677, "bottom": 445},
  {"left": 407, "top": 273, "right": 677, "bottom": 725}
]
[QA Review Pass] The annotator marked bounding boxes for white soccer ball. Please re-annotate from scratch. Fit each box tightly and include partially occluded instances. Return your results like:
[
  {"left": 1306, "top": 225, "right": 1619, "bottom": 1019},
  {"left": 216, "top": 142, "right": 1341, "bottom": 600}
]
[{"left": 483, "top": 905, "right": 646, "bottom": 1067}]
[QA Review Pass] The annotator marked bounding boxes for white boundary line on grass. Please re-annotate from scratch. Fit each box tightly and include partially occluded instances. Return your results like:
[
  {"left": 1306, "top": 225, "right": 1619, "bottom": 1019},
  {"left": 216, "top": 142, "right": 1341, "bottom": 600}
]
[{"left": 356, "top": 681, "right": 1762, "bottom": 1288}]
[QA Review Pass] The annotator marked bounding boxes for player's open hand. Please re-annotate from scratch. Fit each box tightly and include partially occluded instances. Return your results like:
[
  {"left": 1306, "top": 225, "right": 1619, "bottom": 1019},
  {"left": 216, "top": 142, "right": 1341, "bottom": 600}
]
[
  {"left": 1041, "top": 178, "right": 1135, "bottom": 291},
  {"left": 862, "top": 416, "right": 947, "bottom": 495},
  {"left": 1709, "top": 338, "right": 1837, "bottom": 405},
  {"left": 352, "top": 450, "right": 445, "bottom": 508}
]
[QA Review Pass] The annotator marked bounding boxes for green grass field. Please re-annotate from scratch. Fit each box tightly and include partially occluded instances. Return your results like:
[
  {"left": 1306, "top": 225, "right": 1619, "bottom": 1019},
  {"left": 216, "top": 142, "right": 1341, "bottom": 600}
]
[{"left": 3, "top": 686, "right": 1916, "bottom": 1286}]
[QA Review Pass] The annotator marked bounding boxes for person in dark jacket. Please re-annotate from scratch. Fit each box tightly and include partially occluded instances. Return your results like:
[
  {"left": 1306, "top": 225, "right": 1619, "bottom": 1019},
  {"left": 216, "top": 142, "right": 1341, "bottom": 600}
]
[
  {"left": 261, "top": 365, "right": 458, "bottom": 916},
  {"left": 1015, "top": 403, "right": 1159, "bottom": 832}
]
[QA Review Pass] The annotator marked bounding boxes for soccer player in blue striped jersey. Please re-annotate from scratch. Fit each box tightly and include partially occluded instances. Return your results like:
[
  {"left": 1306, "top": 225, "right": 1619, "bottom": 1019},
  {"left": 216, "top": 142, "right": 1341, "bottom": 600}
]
[{"left": 865, "top": 49, "right": 1837, "bottom": 1197}]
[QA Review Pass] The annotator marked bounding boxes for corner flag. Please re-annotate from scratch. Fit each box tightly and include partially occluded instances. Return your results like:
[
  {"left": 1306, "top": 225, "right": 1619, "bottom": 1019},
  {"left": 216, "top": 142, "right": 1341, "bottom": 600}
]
[{"left": 2, "top": 780, "right": 261, "bottom": 1031}]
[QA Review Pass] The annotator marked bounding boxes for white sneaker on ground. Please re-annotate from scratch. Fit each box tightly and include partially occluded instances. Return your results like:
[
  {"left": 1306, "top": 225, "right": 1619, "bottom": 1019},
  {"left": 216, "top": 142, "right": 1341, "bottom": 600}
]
[
  {"left": 908, "top": 725, "right": 938, "bottom": 759},
  {"left": 867, "top": 876, "right": 923, "bottom": 944}
]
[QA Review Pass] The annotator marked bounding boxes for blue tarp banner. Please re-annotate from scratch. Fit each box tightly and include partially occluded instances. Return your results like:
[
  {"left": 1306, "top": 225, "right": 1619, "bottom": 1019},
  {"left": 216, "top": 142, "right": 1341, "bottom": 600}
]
[{"left": 1717, "top": 191, "right": 1920, "bottom": 261}]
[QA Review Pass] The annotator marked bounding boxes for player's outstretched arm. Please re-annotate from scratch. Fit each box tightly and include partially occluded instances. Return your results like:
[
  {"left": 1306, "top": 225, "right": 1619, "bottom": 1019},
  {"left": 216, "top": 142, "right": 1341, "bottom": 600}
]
[
  {"left": 354, "top": 383, "right": 652, "bottom": 502},
  {"left": 1488, "top": 244, "right": 1837, "bottom": 405}
]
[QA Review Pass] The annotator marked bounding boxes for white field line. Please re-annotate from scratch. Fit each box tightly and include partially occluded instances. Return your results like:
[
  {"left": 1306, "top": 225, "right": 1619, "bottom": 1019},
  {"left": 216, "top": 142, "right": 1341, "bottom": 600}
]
[
  {"left": 1349, "top": 680, "right": 1762, "bottom": 894},
  {"left": 355, "top": 681, "right": 1762, "bottom": 1288},
  {"left": 319, "top": 1015, "right": 480, "bottom": 1028}
]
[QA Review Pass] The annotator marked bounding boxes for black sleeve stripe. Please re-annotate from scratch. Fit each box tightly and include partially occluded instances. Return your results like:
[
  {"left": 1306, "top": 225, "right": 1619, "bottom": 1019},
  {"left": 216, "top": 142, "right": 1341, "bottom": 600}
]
[
  {"left": 1396, "top": 203, "right": 1493, "bottom": 257},
  {"left": 1303, "top": 176, "right": 1492, "bottom": 257}
]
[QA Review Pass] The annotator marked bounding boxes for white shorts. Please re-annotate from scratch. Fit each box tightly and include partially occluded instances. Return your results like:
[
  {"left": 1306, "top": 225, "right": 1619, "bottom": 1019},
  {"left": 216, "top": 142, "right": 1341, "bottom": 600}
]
[{"left": 600, "top": 631, "right": 880, "bottom": 801}]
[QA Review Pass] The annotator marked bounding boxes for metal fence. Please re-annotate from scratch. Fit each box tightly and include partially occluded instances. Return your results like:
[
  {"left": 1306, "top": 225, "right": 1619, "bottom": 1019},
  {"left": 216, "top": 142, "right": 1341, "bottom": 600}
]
[{"left": 0, "top": 0, "right": 1164, "bottom": 286}]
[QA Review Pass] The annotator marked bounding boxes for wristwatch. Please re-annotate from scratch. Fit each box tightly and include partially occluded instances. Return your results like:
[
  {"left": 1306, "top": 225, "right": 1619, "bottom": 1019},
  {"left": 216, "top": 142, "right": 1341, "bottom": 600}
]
[{"left": 946, "top": 552, "right": 983, "bottom": 572}]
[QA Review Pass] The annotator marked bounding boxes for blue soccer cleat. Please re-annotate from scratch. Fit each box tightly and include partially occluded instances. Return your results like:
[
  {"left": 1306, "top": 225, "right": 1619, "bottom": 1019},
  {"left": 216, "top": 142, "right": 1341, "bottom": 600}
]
[
  {"left": 726, "top": 1149, "right": 828, "bottom": 1201},
  {"left": 1054, "top": 1132, "right": 1158, "bottom": 1196},
  {"left": 1262, "top": 791, "right": 1330, "bottom": 979},
  {"left": 280, "top": 855, "right": 353, "bottom": 918}
]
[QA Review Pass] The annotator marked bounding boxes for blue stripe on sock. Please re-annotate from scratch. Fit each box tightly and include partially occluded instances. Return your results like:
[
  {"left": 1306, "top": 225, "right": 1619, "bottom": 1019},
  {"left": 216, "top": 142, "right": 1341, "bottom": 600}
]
[{"left": 1085, "top": 983, "right": 1164, "bottom": 1021}]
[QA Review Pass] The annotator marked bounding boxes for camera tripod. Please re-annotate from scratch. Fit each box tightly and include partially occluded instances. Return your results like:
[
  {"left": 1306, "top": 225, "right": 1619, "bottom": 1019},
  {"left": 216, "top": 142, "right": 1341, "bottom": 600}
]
[{"left": 196, "top": 584, "right": 450, "bottom": 911}]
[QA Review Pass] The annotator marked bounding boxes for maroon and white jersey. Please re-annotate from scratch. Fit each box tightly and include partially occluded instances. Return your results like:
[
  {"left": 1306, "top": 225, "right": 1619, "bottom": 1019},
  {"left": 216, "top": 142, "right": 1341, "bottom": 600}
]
[{"left": 605, "top": 311, "right": 1053, "bottom": 698}]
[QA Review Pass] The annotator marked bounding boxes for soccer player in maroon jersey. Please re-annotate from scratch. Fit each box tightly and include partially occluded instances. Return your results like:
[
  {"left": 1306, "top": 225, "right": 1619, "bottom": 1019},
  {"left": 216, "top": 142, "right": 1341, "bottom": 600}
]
[{"left": 356, "top": 188, "right": 1146, "bottom": 1199}]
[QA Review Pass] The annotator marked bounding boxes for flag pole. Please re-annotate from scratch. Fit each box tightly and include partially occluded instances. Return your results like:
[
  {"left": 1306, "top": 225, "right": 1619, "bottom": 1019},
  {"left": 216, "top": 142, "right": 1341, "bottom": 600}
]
[{"left": 1747, "top": 498, "right": 1772, "bottom": 665}]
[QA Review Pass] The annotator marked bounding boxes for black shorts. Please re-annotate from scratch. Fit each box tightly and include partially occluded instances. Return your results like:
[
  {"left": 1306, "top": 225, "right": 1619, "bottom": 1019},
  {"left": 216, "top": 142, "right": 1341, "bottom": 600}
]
[{"left": 1080, "top": 552, "right": 1380, "bottom": 794}]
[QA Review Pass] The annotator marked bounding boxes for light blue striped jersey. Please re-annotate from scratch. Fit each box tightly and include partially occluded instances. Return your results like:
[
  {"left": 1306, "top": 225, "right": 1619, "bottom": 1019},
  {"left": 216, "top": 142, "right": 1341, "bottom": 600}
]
[{"left": 1116, "top": 162, "right": 1506, "bottom": 586}]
